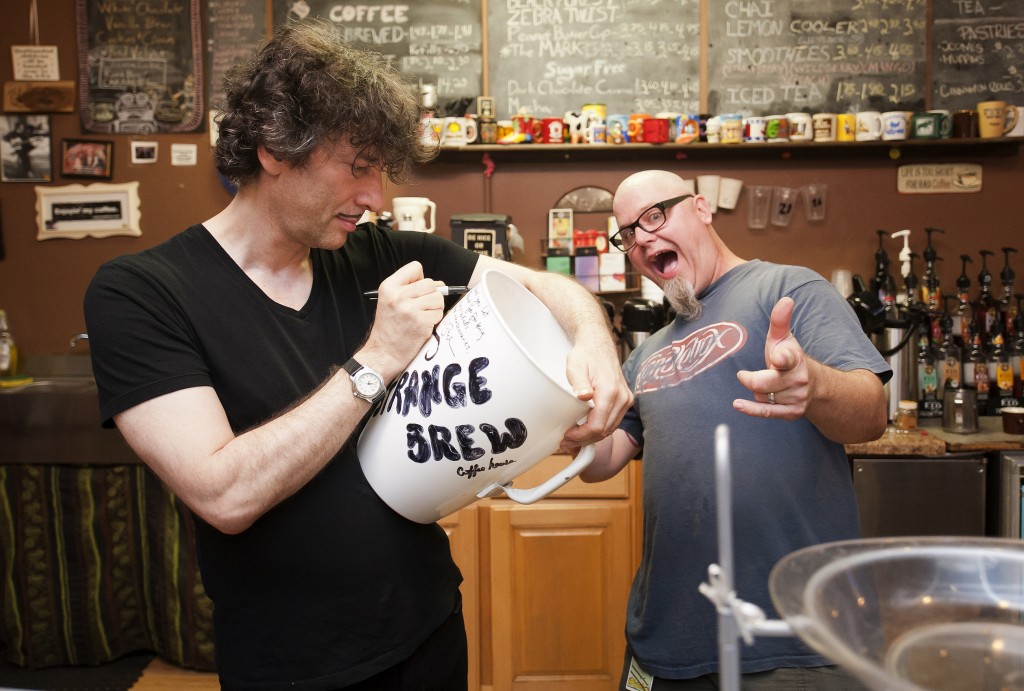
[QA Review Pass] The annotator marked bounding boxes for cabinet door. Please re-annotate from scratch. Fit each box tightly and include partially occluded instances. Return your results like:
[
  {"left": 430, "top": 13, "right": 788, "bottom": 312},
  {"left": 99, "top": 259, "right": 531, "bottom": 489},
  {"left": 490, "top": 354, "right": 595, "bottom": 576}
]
[
  {"left": 487, "top": 501, "right": 632, "bottom": 691},
  {"left": 441, "top": 506, "right": 480, "bottom": 691}
]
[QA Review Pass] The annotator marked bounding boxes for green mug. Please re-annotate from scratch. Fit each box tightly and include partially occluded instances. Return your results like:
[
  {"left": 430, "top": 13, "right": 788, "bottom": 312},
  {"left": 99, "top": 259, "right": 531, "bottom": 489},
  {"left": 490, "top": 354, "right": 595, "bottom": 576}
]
[{"left": 910, "top": 112, "right": 943, "bottom": 139}]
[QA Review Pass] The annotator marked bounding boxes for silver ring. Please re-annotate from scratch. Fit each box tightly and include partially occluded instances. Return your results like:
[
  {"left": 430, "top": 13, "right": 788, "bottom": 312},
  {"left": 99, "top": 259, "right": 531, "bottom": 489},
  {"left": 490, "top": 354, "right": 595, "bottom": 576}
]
[{"left": 768, "top": 392, "right": 776, "bottom": 405}]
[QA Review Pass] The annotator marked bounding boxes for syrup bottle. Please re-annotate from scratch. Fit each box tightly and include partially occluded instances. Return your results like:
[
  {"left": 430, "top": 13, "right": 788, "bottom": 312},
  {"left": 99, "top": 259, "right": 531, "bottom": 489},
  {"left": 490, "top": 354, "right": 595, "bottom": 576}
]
[
  {"left": 964, "top": 324, "right": 989, "bottom": 415},
  {"left": 915, "top": 331, "right": 941, "bottom": 419},
  {"left": 974, "top": 249, "right": 997, "bottom": 345},
  {"left": 987, "top": 322, "right": 1017, "bottom": 413},
  {"left": 936, "top": 298, "right": 962, "bottom": 391},
  {"left": 952, "top": 254, "right": 973, "bottom": 348},
  {"left": 999, "top": 247, "right": 1018, "bottom": 335}
]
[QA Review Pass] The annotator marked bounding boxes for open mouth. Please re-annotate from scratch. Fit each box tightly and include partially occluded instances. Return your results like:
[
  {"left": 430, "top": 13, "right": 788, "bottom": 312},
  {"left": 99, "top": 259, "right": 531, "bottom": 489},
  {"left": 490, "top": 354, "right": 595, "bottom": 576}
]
[{"left": 649, "top": 249, "right": 678, "bottom": 279}]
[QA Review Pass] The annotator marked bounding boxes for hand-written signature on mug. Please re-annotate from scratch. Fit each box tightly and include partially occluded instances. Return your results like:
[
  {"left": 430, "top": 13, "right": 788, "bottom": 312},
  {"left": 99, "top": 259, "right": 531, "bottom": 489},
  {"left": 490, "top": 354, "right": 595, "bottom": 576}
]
[{"left": 425, "top": 291, "right": 490, "bottom": 362}]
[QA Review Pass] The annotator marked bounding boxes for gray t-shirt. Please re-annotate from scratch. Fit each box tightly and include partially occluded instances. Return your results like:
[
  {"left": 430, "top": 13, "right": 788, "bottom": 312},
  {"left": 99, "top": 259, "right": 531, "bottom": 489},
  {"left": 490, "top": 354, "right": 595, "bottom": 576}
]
[{"left": 619, "top": 260, "right": 890, "bottom": 679}]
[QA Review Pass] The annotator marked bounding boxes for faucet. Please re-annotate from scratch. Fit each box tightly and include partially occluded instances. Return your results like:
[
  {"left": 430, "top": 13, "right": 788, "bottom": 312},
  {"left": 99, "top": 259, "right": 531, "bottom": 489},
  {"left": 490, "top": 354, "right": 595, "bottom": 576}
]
[{"left": 70, "top": 333, "right": 89, "bottom": 348}]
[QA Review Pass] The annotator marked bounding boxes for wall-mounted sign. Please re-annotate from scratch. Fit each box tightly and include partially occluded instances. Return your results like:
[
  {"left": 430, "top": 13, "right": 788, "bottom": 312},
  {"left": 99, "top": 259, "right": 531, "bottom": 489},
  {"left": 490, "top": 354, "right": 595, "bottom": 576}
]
[
  {"left": 11, "top": 46, "right": 60, "bottom": 81},
  {"left": 35, "top": 181, "right": 141, "bottom": 240},
  {"left": 897, "top": 164, "right": 982, "bottom": 194},
  {"left": 76, "top": 0, "right": 204, "bottom": 134}
]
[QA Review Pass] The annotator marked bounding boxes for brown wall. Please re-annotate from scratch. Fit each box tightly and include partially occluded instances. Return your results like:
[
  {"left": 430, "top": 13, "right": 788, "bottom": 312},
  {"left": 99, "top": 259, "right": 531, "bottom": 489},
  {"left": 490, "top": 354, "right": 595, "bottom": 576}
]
[{"left": 2, "top": 0, "right": 1023, "bottom": 356}]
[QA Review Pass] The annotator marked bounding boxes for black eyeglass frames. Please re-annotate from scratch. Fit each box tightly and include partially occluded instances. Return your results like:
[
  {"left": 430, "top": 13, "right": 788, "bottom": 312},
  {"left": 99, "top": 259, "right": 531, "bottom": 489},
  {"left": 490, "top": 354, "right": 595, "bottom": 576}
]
[{"left": 609, "top": 194, "right": 693, "bottom": 251}]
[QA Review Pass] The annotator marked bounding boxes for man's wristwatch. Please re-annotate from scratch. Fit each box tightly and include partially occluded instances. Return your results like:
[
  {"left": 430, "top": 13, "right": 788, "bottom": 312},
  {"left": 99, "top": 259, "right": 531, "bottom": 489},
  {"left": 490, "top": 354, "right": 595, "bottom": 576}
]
[{"left": 342, "top": 358, "right": 386, "bottom": 405}]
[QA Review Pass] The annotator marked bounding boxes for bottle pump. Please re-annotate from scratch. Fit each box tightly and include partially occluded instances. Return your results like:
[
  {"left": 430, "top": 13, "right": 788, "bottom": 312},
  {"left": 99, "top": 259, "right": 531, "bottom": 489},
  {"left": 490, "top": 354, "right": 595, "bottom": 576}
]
[{"left": 999, "top": 247, "right": 1018, "bottom": 333}]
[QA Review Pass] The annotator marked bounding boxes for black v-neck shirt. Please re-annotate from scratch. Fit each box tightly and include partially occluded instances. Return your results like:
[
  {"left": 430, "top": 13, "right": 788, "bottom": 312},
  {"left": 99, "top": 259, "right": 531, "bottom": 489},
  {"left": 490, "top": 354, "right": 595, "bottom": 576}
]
[{"left": 85, "top": 223, "right": 478, "bottom": 689}]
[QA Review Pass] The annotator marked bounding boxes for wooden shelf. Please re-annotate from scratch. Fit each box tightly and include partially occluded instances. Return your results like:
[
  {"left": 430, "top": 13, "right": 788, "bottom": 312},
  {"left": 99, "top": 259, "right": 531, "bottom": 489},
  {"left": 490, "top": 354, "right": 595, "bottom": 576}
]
[{"left": 430, "top": 137, "right": 1023, "bottom": 164}]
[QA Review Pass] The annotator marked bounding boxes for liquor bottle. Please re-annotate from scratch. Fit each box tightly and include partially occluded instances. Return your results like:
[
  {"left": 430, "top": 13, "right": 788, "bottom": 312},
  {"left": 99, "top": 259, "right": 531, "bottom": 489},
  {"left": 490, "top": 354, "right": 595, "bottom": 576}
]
[
  {"left": 936, "top": 304, "right": 962, "bottom": 391},
  {"left": 952, "top": 254, "right": 973, "bottom": 348},
  {"left": 920, "top": 228, "right": 943, "bottom": 310},
  {"left": 0, "top": 309, "right": 17, "bottom": 378},
  {"left": 963, "top": 325, "right": 989, "bottom": 414},
  {"left": 1011, "top": 295, "right": 1024, "bottom": 400},
  {"left": 974, "top": 249, "right": 997, "bottom": 345},
  {"left": 871, "top": 229, "right": 896, "bottom": 304},
  {"left": 915, "top": 331, "right": 941, "bottom": 419},
  {"left": 999, "top": 247, "right": 1018, "bottom": 335},
  {"left": 987, "top": 323, "right": 1017, "bottom": 413}
]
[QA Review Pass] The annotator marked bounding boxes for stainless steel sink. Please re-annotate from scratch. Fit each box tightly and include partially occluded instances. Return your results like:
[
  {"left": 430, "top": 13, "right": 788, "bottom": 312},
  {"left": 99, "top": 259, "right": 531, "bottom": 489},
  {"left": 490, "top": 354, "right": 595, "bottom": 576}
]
[{"left": 1, "top": 354, "right": 139, "bottom": 465}]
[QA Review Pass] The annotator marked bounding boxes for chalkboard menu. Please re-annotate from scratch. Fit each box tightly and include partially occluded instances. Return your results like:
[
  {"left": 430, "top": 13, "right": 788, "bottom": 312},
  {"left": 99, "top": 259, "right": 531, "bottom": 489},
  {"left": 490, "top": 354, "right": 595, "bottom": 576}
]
[
  {"left": 706, "top": 0, "right": 927, "bottom": 115},
  {"left": 487, "top": 0, "right": 700, "bottom": 119},
  {"left": 932, "top": 0, "right": 1024, "bottom": 111},
  {"left": 271, "top": 0, "right": 483, "bottom": 109},
  {"left": 75, "top": 0, "right": 204, "bottom": 133},
  {"left": 206, "top": 0, "right": 267, "bottom": 111}
]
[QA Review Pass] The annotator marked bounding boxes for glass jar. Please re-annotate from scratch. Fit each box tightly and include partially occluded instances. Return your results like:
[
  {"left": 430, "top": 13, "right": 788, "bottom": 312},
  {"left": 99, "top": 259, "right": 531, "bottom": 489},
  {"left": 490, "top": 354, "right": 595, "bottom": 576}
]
[{"left": 893, "top": 400, "right": 918, "bottom": 432}]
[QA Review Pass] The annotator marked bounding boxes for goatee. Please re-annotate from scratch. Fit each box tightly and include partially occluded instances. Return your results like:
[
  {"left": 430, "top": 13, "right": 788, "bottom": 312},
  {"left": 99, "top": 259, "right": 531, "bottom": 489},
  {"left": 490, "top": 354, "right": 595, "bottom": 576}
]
[{"left": 663, "top": 276, "right": 702, "bottom": 321}]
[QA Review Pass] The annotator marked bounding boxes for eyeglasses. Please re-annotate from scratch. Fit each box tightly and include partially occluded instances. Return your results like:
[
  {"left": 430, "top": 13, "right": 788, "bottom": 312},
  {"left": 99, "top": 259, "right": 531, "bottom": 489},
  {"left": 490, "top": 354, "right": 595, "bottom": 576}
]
[{"left": 609, "top": 194, "right": 692, "bottom": 251}]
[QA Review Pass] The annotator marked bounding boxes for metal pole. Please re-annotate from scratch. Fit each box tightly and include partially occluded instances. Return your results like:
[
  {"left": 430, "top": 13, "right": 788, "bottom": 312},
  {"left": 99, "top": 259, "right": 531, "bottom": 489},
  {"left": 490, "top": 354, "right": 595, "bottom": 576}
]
[{"left": 714, "top": 424, "right": 741, "bottom": 691}]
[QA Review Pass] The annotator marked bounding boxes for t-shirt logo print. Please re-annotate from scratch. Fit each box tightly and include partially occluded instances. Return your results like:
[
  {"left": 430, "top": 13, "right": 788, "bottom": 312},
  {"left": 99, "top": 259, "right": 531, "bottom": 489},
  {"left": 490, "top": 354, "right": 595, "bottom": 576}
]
[{"left": 634, "top": 322, "right": 747, "bottom": 393}]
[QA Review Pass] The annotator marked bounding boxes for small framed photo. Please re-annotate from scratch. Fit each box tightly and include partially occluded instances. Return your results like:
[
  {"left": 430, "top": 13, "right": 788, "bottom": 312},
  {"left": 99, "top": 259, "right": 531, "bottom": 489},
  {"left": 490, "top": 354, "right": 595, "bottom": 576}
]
[
  {"left": 548, "top": 208, "right": 574, "bottom": 251},
  {"left": 130, "top": 140, "right": 158, "bottom": 164},
  {"left": 61, "top": 139, "right": 113, "bottom": 178},
  {"left": 1, "top": 114, "right": 52, "bottom": 182}
]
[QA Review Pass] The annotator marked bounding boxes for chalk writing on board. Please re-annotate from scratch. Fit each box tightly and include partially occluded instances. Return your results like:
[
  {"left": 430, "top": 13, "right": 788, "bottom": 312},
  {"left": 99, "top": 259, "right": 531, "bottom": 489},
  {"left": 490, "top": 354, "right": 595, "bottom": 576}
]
[
  {"left": 931, "top": 0, "right": 1024, "bottom": 111},
  {"left": 706, "top": 0, "right": 927, "bottom": 115},
  {"left": 271, "top": 0, "right": 483, "bottom": 105},
  {"left": 206, "top": 0, "right": 266, "bottom": 111},
  {"left": 76, "top": 0, "right": 204, "bottom": 133},
  {"left": 488, "top": 0, "right": 700, "bottom": 119}
]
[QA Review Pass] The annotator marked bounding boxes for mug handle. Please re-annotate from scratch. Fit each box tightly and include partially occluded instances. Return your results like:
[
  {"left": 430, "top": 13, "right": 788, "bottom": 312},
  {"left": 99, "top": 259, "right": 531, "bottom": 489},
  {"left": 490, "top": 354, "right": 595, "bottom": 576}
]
[
  {"left": 475, "top": 444, "right": 596, "bottom": 504},
  {"left": 425, "top": 200, "right": 436, "bottom": 233},
  {"left": 1004, "top": 105, "right": 1018, "bottom": 134}
]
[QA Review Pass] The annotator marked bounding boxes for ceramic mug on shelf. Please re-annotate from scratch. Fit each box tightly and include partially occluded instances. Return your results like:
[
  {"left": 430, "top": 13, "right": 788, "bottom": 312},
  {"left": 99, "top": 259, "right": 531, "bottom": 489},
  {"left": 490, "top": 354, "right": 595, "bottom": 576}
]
[
  {"left": 812, "top": 113, "right": 837, "bottom": 142},
  {"left": 881, "top": 111, "right": 908, "bottom": 141},
  {"left": 911, "top": 112, "right": 943, "bottom": 139},
  {"left": 952, "top": 109, "right": 978, "bottom": 138},
  {"left": 855, "top": 110, "right": 883, "bottom": 141},
  {"left": 440, "top": 117, "right": 478, "bottom": 146},
  {"left": 787, "top": 112, "right": 813, "bottom": 141},
  {"left": 977, "top": 100, "right": 1018, "bottom": 138},
  {"left": 837, "top": 113, "right": 857, "bottom": 141},
  {"left": 765, "top": 115, "right": 790, "bottom": 142}
]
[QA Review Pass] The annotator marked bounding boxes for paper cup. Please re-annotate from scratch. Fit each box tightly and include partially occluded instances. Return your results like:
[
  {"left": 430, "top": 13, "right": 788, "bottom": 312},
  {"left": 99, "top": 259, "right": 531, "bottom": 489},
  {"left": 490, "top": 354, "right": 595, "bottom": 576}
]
[{"left": 717, "top": 177, "right": 744, "bottom": 210}]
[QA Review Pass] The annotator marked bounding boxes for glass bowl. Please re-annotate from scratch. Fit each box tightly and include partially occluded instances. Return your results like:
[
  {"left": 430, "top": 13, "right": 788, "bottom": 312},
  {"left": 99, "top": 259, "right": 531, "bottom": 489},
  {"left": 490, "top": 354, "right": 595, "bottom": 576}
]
[{"left": 769, "top": 537, "right": 1024, "bottom": 691}]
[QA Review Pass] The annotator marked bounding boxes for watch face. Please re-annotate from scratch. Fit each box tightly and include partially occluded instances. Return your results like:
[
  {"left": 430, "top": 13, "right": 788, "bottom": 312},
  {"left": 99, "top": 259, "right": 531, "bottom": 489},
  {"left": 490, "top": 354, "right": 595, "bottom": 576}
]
[{"left": 354, "top": 371, "right": 382, "bottom": 397}]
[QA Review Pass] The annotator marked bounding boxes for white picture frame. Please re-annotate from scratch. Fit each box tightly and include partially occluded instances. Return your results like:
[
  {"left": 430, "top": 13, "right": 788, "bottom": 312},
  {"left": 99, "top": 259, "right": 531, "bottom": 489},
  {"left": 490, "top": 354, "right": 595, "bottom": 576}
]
[
  {"left": 130, "top": 140, "right": 158, "bottom": 163},
  {"left": 35, "top": 181, "right": 141, "bottom": 240}
]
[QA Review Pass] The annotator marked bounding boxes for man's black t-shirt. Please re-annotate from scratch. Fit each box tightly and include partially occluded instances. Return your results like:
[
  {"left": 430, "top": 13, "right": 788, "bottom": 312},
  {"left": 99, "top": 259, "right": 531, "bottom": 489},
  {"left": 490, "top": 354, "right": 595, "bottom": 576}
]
[{"left": 85, "top": 223, "right": 479, "bottom": 689}]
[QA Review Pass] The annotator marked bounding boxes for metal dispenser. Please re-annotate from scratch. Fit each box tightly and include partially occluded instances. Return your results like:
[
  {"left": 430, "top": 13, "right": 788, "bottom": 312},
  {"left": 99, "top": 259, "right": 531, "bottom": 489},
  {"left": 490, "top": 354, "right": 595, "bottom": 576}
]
[{"left": 620, "top": 298, "right": 665, "bottom": 360}]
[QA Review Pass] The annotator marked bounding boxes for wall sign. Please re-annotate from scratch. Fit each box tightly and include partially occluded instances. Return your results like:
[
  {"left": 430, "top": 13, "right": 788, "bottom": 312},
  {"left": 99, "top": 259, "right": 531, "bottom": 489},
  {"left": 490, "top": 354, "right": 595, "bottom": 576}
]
[
  {"left": 35, "top": 182, "right": 141, "bottom": 240},
  {"left": 706, "top": 0, "right": 927, "bottom": 114},
  {"left": 931, "top": 0, "right": 1024, "bottom": 111},
  {"left": 272, "top": 1, "right": 483, "bottom": 112},
  {"left": 897, "top": 164, "right": 982, "bottom": 194},
  {"left": 76, "top": 0, "right": 204, "bottom": 134}
]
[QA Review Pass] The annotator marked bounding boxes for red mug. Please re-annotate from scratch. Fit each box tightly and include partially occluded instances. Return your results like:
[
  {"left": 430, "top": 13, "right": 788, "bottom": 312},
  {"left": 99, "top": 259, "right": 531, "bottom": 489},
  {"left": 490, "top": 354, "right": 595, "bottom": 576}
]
[
  {"left": 539, "top": 117, "right": 564, "bottom": 144},
  {"left": 642, "top": 117, "right": 670, "bottom": 144}
]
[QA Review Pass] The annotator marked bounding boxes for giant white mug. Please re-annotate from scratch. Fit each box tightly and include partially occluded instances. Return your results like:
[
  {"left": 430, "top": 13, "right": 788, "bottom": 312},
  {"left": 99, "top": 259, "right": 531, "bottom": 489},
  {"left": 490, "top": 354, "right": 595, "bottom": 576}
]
[{"left": 358, "top": 270, "right": 595, "bottom": 523}]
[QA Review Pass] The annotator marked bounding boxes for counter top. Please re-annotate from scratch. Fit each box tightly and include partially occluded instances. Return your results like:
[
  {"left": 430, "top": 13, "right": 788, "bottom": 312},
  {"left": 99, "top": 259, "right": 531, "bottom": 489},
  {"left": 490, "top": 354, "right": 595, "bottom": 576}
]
[{"left": 845, "top": 417, "right": 1024, "bottom": 457}]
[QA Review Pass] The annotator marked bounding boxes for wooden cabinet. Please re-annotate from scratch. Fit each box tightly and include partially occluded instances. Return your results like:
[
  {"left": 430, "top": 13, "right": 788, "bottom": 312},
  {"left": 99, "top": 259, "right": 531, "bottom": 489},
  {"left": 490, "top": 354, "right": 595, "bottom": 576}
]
[{"left": 442, "top": 455, "right": 641, "bottom": 691}]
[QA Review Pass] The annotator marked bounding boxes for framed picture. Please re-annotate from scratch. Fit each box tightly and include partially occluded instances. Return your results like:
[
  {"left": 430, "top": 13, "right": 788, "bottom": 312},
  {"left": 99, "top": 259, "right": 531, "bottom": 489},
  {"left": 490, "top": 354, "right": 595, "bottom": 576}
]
[
  {"left": 35, "top": 182, "right": 141, "bottom": 240},
  {"left": 0, "top": 114, "right": 52, "bottom": 182},
  {"left": 130, "top": 140, "right": 158, "bottom": 163},
  {"left": 61, "top": 139, "right": 113, "bottom": 178}
]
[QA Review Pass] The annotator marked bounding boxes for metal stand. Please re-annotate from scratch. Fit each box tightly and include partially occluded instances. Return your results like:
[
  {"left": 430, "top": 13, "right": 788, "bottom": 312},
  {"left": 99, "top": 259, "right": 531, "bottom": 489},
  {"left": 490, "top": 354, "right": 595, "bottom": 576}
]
[{"left": 698, "top": 425, "right": 794, "bottom": 691}]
